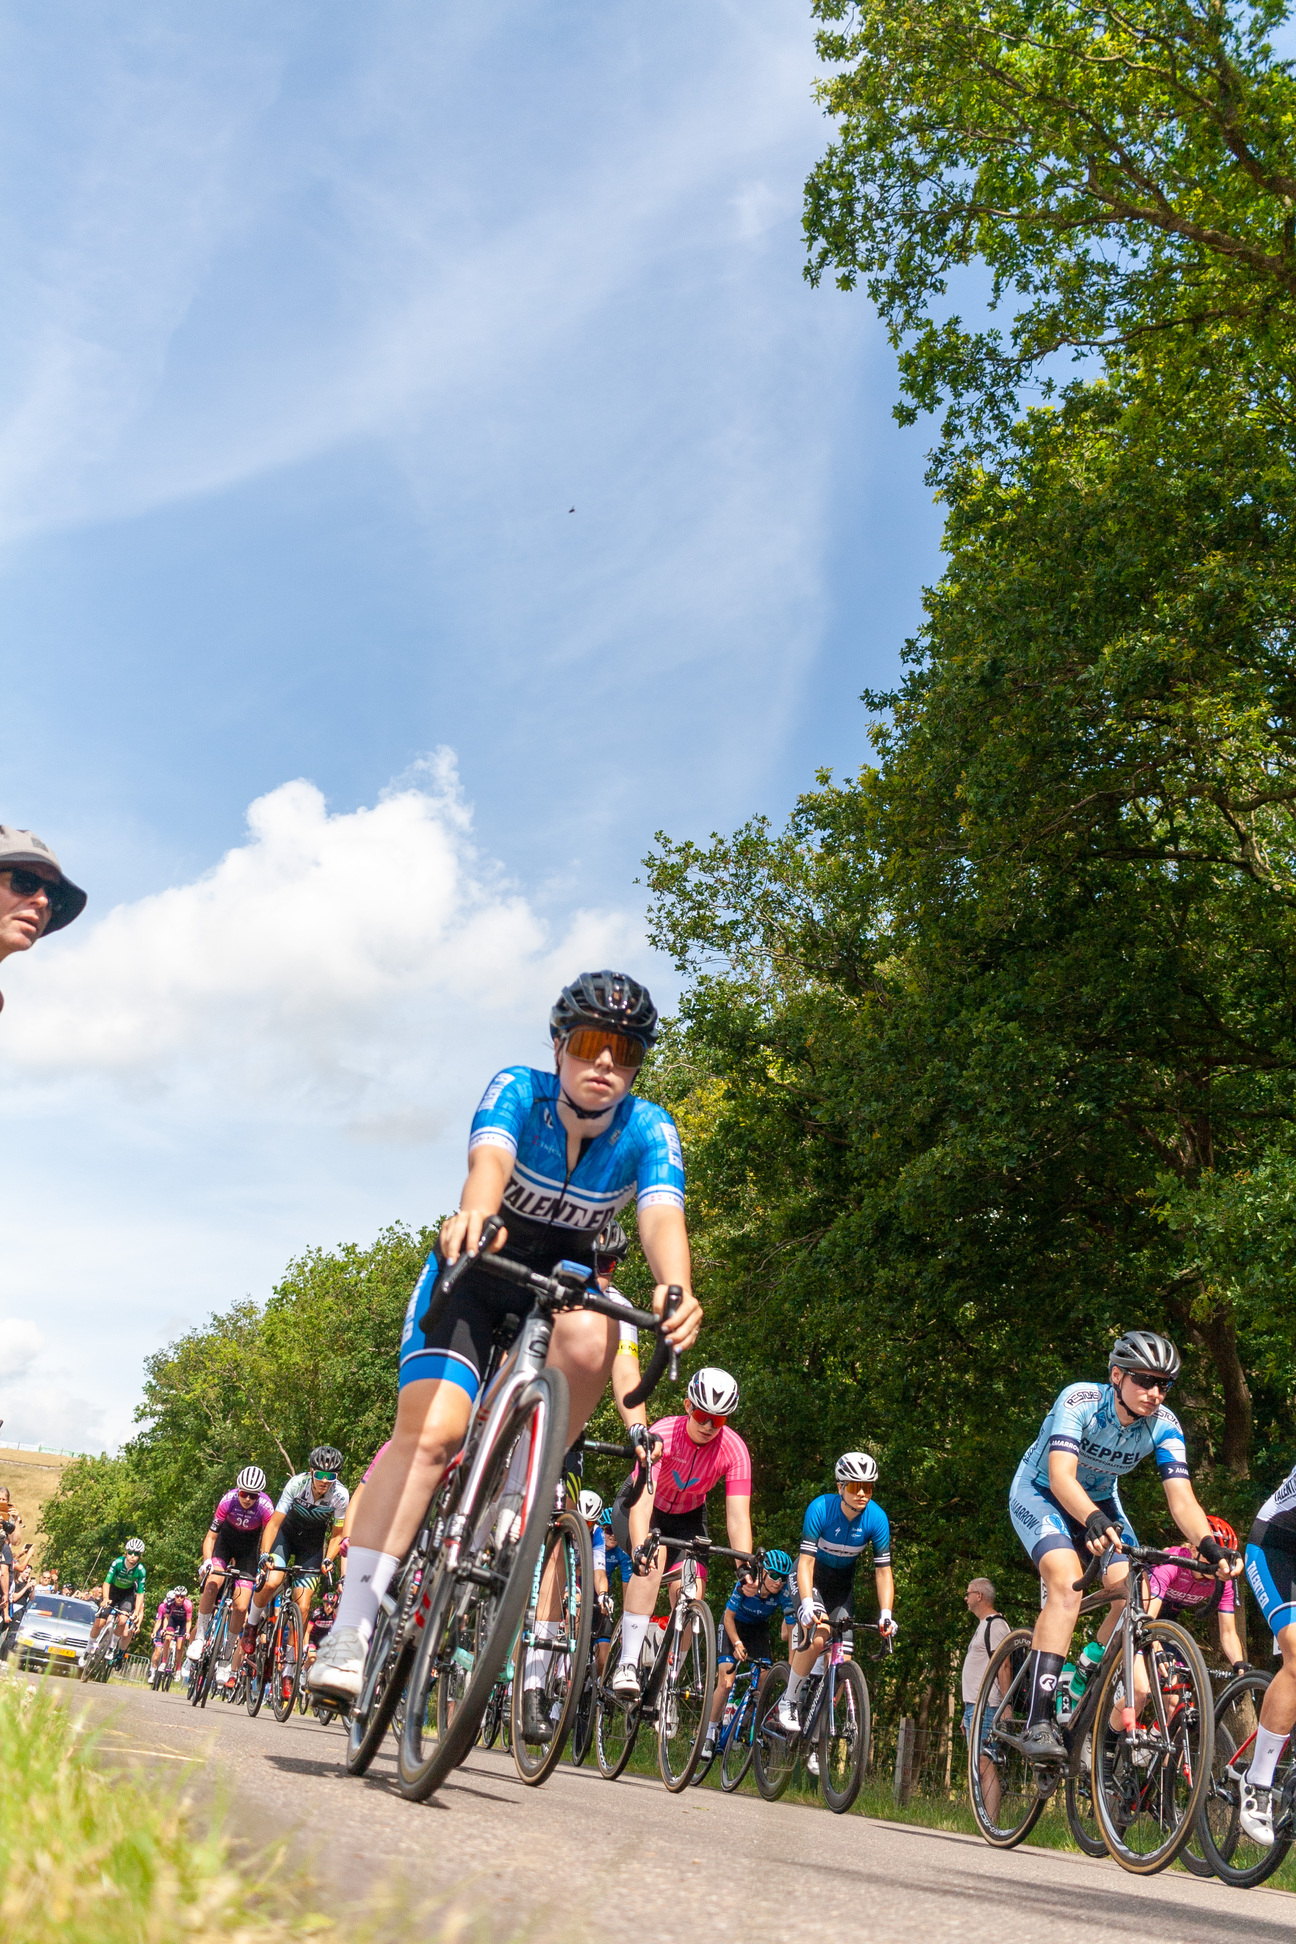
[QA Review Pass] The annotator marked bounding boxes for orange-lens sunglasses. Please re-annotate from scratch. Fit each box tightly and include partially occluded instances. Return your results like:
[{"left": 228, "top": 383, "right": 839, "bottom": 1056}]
[
  {"left": 689, "top": 1407, "right": 728, "bottom": 1429},
  {"left": 563, "top": 1026, "right": 647, "bottom": 1069}
]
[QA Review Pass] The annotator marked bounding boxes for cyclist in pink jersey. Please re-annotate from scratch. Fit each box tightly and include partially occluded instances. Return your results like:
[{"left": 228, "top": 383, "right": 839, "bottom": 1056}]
[
  {"left": 1145, "top": 1517, "right": 1246, "bottom": 1670},
  {"left": 610, "top": 1366, "right": 753, "bottom": 1700}
]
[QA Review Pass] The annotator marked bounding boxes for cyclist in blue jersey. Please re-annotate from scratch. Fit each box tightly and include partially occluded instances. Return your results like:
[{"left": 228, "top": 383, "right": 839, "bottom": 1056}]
[
  {"left": 310, "top": 971, "right": 701, "bottom": 1702},
  {"left": 1005, "top": 1330, "right": 1241, "bottom": 1763},
  {"left": 703, "top": 1549, "right": 795, "bottom": 1759},
  {"left": 778, "top": 1453, "right": 896, "bottom": 1734}
]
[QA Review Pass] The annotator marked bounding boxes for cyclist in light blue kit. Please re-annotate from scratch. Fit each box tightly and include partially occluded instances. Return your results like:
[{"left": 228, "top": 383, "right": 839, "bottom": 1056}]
[
  {"left": 310, "top": 972, "right": 701, "bottom": 1702},
  {"left": 704, "top": 1549, "right": 795, "bottom": 1759},
  {"left": 1005, "top": 1330, "right": 1239, "bottom": 1763},
  {"left": 778, "top": 1453, "right": 897, "bottom": 1734}
]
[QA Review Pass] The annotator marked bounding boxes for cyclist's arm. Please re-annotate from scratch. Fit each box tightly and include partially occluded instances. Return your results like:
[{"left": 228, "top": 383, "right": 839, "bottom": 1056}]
[
  {"left": 201, "top": 1528, "right": 217, "bottom": 1565},
  {"left": 636, "top": 1203, "right": 700, "bottom": 1352},
  {"left": 1218, "top": 1609, "right": 1245, "bottom": 1665},
  {"left": 723, "top": 1606, "right": 747, "bottom": 1660},
  {"left": 437, "top": 1146, "right": 514, "bottom": 1262},
  {"left": 1162, "top": 1478, "right": 1243, "bottom": 1576},
  {"left": 1046, "top": 1450, "right": 1118, "bottom": 1544},
  {"left": 874, "top": 1563, "right": 894, "bottom": 1616},
  {"left": 724, "top": 1491, "right": 753, "bottom": 1556},
  {"left": 796, "top": 1552, "right": 816, "bottom": 1605},
  {"left": 324, "top": 1524, "right": 344, "bottom": 1567}
]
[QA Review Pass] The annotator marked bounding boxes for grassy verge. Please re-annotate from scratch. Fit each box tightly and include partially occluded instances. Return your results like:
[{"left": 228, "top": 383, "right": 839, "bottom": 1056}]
[{"left": 0, "top": 1680, "right": 337, "bottom": 1942}]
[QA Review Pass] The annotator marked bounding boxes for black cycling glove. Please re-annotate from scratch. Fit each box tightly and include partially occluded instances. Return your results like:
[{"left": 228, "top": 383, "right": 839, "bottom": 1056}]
[
  {"left": 1085, "top": 1509, "right": 1115, "bottom": 1547},
  {"left": 1198, "top": 1535, "right": 1227, "bottom": 1567}
]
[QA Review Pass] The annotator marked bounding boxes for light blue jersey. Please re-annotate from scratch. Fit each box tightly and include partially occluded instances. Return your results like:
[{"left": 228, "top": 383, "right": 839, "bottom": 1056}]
[
  {"left": 469, "top": 1067, "right": 684, "bottom": 1259},
  {"left": 800, "top": 1493, "right": 892, "bottom": 1574},
  {"left": 1021, "top": 1383, "right": 1189, "bottom": 1496}
]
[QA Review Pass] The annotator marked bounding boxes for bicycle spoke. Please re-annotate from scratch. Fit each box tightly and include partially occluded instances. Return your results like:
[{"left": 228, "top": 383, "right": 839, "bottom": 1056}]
[{"left": 1092, "top": 1620, "right": 1212, "bottom": 1873}]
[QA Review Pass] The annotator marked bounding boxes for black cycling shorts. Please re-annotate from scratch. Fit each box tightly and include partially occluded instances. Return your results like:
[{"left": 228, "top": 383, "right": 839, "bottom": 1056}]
[
  {"left": 269, "top": 1518, "right": 326, "bottom": 1576},
  {"left": 106, "top": 1583, "right": 137, "bottom": 1613},
  {"left": 718, "top": 1617, "right": 771, "bottom": 1666},
  {"left": 211, "top": 1522, "right": 262, "bottom": 1581}
]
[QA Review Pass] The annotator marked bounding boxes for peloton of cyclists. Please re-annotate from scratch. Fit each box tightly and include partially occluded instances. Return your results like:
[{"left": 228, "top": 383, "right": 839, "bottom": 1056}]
[
  {"left": 778, "top": 1454, "right": 897, "bottom": 1741},
  {"left": 1005, "top": 1330, "right": 1241, "bottom": 1764},
  {"left": 147, "top": 1585, "right": 193, "bottom": 1685},
  {"left": 309, "top": 971, "right": 701, "bottom": 1704}
]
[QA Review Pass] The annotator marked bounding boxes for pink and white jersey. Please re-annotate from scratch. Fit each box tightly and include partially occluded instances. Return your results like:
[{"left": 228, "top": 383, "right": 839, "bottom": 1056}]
[
  {"left": 1145, "top": 1545, "right": 1236, "bottom": 1613},
  {"left": 362, "top": 1440, "right": 391, "bottom": 1485},
  {"left": 210, "top": 1489, "right": 275, "bottom": 1534},
  {"left": 649, "top": 1415, "right": 752, "bottom": 1515}
]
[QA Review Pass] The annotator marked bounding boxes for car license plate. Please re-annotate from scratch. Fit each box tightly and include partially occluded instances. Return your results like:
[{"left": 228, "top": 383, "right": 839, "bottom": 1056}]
[{"left": 50, "top": 1645, "right": 76, "bottom": 1658}]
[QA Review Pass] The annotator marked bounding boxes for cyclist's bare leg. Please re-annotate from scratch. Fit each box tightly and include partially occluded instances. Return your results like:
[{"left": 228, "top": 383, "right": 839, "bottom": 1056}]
[
  {"left": 710, "top": 1658, "right": 738, "bottom": 1726},
  {"left": 348, "top": 1377, "right": 474, "bottom": 1559},
  {"left": 1258, "top": 1620, "right": 1296, "bottom": 1740},
  {"left": 1033, "top": 1546, "right": 1127, "bottom": 1652},
  {"left": 790, "top": 1614, "right": 832, "bottom": 1683}
]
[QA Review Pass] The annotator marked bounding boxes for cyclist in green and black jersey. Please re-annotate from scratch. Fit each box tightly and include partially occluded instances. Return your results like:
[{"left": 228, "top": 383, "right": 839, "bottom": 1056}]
[{"left": 90, "top": 1539, "right": 146, "bottom": 1656}]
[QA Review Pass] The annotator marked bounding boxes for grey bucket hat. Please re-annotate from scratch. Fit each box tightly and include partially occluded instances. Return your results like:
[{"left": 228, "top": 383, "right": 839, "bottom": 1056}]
[{"left": 0, "top": 826, "right": 87, "bottom": 933}]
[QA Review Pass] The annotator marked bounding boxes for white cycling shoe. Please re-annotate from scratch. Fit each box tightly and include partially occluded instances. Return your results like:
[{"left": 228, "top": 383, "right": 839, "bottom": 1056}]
[
  {"left": 776, "top": 1695, "right": 800, "bottom": 1733},
  {"left": 185, "top": 1638, "right": 204, "bottom": 1662},
  {"left": 1239, "top": 1777, "right": 1276, "bottom": 1847},
  {"left": 610, "top": 1661, "right": 641, "bottom": 1701},
  {"left": 306, "top": 1625, "right": 366, "bottom": 1701}
]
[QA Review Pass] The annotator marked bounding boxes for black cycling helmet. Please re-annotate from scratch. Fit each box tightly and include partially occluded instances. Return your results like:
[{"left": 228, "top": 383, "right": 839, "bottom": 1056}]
[
  {"left": 593, "top": 1218, "right": 630, "bottom": 1264},
  {"left": 550, "top": 972, "right": 658, "bottom": 1048},
  {"left": 308, "top": 1445, "right": 343, "bottom": 1473},
  {"left": 1111, "top": 1330, "right": 1181, "bottom": 1380}
]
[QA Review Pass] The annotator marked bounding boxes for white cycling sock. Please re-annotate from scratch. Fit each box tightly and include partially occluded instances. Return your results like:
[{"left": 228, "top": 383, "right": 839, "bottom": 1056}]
[
  {"left": 247, "top": 1598, "right": 268, "bottom": 1628},
  {"left": 1248, "top": 1724, "right": 1287, "bottom": 1789},
  {"left": 524, "top": 1621, "right": 562, "bottom": 1692},
  {"left": 785, "top": 1670, "right": 806, "bottom": 1707},
  {"left": 618, "top": 1612, "right": 650, "bottom": 1668},
  {"left": 333, "top": 1547, "right": 399, "bottom": 1647},
  {"left": 193, "top": 1611, "right": 210, "bottom": 1644}
]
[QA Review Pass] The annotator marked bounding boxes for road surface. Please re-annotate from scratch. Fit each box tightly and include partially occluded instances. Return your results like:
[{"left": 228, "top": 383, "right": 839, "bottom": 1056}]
[{"left": 37, "top": 1671, "right": 1296, "bottom": 1944}]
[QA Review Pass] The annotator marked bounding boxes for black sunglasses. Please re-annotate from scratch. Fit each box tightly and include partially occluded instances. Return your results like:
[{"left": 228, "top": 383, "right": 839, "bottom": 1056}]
[
  {"left": 3, "top": 868, "right": 57, "bottom": 900},
  {"left": 1121, "top": 1369, "right": 1174, "bottom": 1393}
]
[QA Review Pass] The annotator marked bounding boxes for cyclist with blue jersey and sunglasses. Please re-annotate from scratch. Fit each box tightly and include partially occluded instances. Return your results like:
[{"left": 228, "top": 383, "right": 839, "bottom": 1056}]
[
  {"left": 1005, "top": 1330, "right": 1240, "bottom": 1764},
  {"left": 309, "top": 971, "right": 701, "bottom": 1703},
  {"left": 703, "top": 1549, "right": 795, "bottom": 1760},
  {"left": 778, "top": 1453, "right": 896, "bottom": 1734}
]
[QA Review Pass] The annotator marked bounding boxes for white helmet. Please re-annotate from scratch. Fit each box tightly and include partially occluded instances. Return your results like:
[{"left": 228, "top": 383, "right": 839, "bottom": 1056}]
[
  {"left": 835, "top": 1451, "right": 878, "bottom": 1485},
  {"left": 235, "top": 1466, "right": 266, "bottom": 1493},
  {"left": 577, "top": 1489, "right": 603, "bottom": 1524},
  {"left": 686, "top": 1367, "right": 739, "bottom": 1416}
]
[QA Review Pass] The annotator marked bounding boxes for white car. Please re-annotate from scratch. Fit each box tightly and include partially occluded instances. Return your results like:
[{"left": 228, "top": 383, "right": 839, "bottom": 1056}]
[{"left": 16, "top": 1592, "right": 98, "bottom": 1675}]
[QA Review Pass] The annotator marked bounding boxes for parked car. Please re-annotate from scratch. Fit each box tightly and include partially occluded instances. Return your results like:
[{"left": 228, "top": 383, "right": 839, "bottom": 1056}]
[{"left": 16, "top": 1591, "right": 98, "bottom": 1675}]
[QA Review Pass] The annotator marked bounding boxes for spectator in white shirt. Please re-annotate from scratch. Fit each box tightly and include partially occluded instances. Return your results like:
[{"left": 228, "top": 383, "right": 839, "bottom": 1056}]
[{"left": 961, "top": 1577, "right": 1012, "bottom": 1817}]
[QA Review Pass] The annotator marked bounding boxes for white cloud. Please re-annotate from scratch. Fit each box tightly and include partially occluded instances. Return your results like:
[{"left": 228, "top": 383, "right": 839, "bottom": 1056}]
[
  {"left": 0, "top": 1321, "right": 45, "bottom": 1384},
  {"left": 0, "top": 751, "right": 645, "bottom": 1130}
]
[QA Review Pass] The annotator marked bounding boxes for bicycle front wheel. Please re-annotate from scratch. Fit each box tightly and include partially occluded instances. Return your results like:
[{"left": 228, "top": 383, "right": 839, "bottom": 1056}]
[
  {"left": 513, "top": 1510, "right": 595, "bottom": 1786},
  {"left": 397, "top": 1367, "right": 569, "bottom": 1801},
  {"left": 752, "top": 1663, "right": 800, "bottom": 1801},
  {"left": 967, "top": 1628, "right": 1045, "bottom": 1848},
  {"left": 346, "top": 1548, "right": 421, "bottom": 1776},
  {"left": 272, "top": 1602, "right": 304, "bottom": 1722},
  {"left": 820, "top": 1659, "right": 870, "bottom": 1813},
  {"left": 245, "top": 1627, "right": 269, "bottom": 1718},
  {"left": 658, "top": 1597, "right": 716, "bottom": 1792},
  {"left": 1197, "top": 1671, "right": 1293, "bottom": 1887},
  {"left": 720, "top": 1676, "right": 759, "bottom": 1793},
  {"left": 1062, "top": 1721, "right": 1107, "bottom": 1858},
  {"left": 594, "top": 1620, "right": 641, "bottom": 1780},
  {"left": 1091, "top": 1619, "right": 1213, "bottom": 1874},
  {"left": 569, "top": 1658, "right": 597, "bottom": 1767}
]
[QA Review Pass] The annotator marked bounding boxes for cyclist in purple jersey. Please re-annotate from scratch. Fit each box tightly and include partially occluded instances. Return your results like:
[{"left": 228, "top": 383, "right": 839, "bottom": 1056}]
[
  {"left": 310, "top": 971, "right": 701, "bottom": 1704},
  {"left": 186, "top": 1467, "right": 275, "bottom": 1682}
]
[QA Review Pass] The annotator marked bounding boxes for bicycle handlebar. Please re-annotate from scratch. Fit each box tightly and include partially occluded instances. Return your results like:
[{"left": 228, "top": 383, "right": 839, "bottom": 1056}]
[
  {"left": 1072, "top": 1539, "right": 1236, "bottom": 1594},
  {"left": 417, "top": 1217, "right": 683, "bottom": 1410}
]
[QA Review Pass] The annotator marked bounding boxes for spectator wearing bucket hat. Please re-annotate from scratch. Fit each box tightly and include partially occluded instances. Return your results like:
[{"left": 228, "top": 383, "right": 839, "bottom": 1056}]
[{"left": 0, "top": 827, "right": 86, "bottom": 1003}]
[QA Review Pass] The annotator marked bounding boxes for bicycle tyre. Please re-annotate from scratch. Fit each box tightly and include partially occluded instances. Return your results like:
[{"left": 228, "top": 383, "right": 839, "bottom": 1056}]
[
  {"left": 1062, "top": 1722, "right": 1107, "bottom": 1859},
  {"left": 658, "top": 1598, "right": 716, "bottom": 1792},
  {"left": 569, "top": 1658, "right": 597, "bottom": 1766},
  {"left": 245, "top": 1623, "right": 269, "bottom": 1718},
  {"left": 513, "top": 1511, "right": 596, "bottom": 1786},
  {"left": 594, "top": 1619, "right": 641, "bottom": 1780},
  {"left": 397, "top": 1367, "right": 569, "bottom": 1801},
  {"left": 753, "top": 1663, "right": 800, "bottom": 1801},
  {"left": 345, "top": 1548, "right": 421, "bottom": 1777},
  {"left": 478, "top": 1681, "right": 505, "bottom": 1749},
  {"left": 272, "top": 1600, "right": 304, "bottom": 1722},
  {"left": 720, "top": 1677, "right": 759, "bottom": 1792},
  {"left": 1197, "top": 1671, "right": 1294, "bottom": 1887},
  {"left": 1091, "top": 1618, "right": 1213, "bottom": 1874},
  {"left": 820, "top": 1658, "right": 870, "bottom": 1814},
  {"left": 967, "top": 1627, "right": 1046, "bottom": 1848}
]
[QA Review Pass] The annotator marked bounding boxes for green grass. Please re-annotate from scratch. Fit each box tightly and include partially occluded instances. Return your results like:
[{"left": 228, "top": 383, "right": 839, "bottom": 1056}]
[{"left": 0, "top": 1680, "right": 338, "bottom": 1943}]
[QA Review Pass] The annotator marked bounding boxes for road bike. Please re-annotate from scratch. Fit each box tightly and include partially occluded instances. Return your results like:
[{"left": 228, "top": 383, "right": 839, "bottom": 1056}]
[
  {"left": 969, "top": 1544, "right": 1216, "bottom": 1874},
  {"left": 594, "top": 1534, "right": 749, "bottom": 1793},
  {"left": 1194, "top": 1664, "right": 1296, "bottom": 1885},
  {"left": 687, "top": 1648, "right": 770, "bottom": 1792},
  {"left": 753, "top": 1613, "right": 883, "bottom": 1814},
  {"left": 153, "top": 1631, "right": 183, "bottom": 1693},
  {"left": 343, "top": 1223, "right": 680, "bottom": 1802},
  {"left": 246, "top": 1564, "right": 319, "bottom": 1721},
  {"left": 188, "top": 1576, "right": 242, "bottom": 1709},
  {"left": 81, "top": 1616, "right": 131, "bottom": 1684}
]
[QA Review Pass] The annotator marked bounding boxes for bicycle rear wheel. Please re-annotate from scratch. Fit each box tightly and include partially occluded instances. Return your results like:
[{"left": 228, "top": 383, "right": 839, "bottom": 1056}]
[
  {"left": 1091, "top": 1619, "right": 1212, "bottom": 1874},
  {"left": 593, "top": 1620, "right": 641, "bottom": 1780},
  {"left": 820, "top": 1659, "right": 870, "bottom": 1814},
  {"left": 1063, "top": 1721, "right": 1107, "bottom": 1857},
  {"left": 245, "top": 1622, "right": 270, "bottom": 1717},
  {"left": 967, "top": 1628, "right": 1046, "bottom": 1848},
  {"left": 272, "top": 1602, "right": 304, "bottom": 1722},
  {"left": 1197, "top": 1672, "right": 1294, "bottom": 1886},
  {"left": 397, "top": 1368, "right": 569, "bottom": 1801},
  {"left": 720, "top": 1676, "right": 759, "bottom": 1792},
  {"left": 569, "top": 1658, "right": 597, "bottom": 1766},
  {"left": 513, "top": 1510, "right": 595, "bottom": 1785},
  {"left": 752, "top": 1663, "right": 800, "bottom": 1801},
  {"left": 658, "top": 1597, "right": 716, "bottom": 1792}
]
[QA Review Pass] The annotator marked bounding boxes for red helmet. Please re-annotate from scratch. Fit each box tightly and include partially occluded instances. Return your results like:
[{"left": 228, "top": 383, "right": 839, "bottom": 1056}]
[{"left": 1207, "top": 1515, "right": 1238, "bottom": 1551}]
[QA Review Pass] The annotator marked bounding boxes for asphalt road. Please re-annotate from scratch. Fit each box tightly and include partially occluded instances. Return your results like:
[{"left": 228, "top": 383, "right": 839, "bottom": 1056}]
[{"left": 32, "top": 1670, "right": 1296, "bottom": 1944}]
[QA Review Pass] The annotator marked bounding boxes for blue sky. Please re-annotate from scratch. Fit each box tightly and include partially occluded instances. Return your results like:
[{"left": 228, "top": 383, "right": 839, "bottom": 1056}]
[{"left": 0, "top": 1, "right": 944, "bottom": 1452}]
